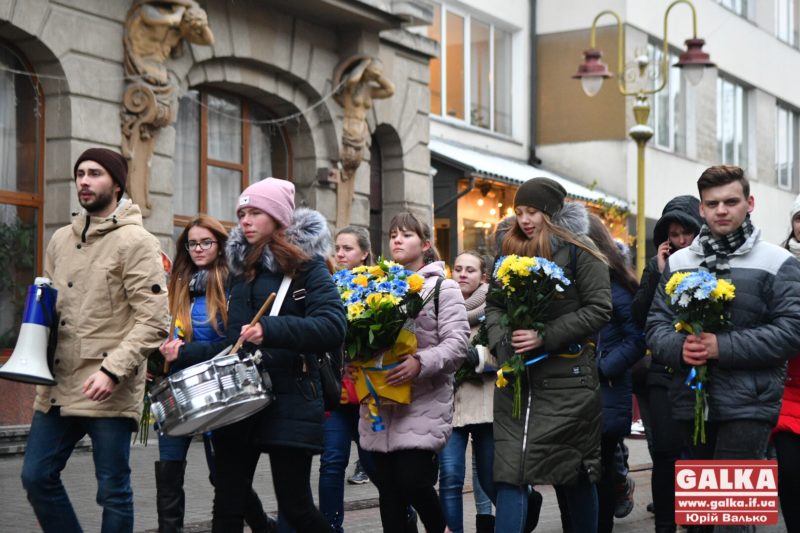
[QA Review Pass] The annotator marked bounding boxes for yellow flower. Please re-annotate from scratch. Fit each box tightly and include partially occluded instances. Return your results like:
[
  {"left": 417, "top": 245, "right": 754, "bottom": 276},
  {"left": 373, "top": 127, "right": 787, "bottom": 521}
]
[
  {"left": 352, "top": 266, "right": 368, "bottom": 274},
  {"left": 407, "top": 274, "right": 424, "bottom": 293},
  {"left": 347, "top": 302, "right": 365, "bottom": 320},
  {"left": 353, "top": 275, "right": 369, "bottom": 287},
  {"left": 496, "top": 368, "right": 509, "bottom": 388},
  {"left": 665, "top": 271, "right": 690, "bottom": 296},
  {"left": 341, "top": 290, "right": 353, "bottom": 301},
  {"left": 368, "top": 265, "right": 385, "bottom": 277},
  {"left": 711, "top": 279, "right": 736, "bottom": 301},
  {"left": 366, "top": 293, "right": 391, "bottom": 308}
]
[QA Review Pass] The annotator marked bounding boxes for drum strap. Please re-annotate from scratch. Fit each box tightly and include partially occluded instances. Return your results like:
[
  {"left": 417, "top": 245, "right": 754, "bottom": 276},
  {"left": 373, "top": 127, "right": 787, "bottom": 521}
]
[{"left": 269, "top": 275, "right": 294, "bottom": 317}]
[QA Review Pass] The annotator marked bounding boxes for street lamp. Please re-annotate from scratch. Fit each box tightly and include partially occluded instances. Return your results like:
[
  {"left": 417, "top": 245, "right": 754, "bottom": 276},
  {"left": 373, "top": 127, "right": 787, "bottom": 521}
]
[{"left": 573, "top": 0, "right": 714, "bottom": 275}]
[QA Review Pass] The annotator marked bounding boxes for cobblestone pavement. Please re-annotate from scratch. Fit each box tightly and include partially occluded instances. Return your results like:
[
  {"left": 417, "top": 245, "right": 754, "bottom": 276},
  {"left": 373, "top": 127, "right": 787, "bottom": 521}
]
[{"left": 0, "top": 437, "right": 785, "bottom": 532}]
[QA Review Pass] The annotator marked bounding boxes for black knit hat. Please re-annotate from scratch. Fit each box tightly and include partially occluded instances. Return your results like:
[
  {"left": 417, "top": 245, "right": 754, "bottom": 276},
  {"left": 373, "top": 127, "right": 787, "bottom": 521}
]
[
  {"left": 514, "top": 177, "right": 567, "bottom": 217},
  {"left": 74, "top": 148, "right": 128, "bottom": 201},
  {"left": 652, "top": 195, "right": 703, "bottom": 246}
]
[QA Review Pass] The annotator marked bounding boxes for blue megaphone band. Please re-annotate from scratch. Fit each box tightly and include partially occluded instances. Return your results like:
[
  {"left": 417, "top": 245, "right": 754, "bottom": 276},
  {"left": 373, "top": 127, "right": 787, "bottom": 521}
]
[{"left": 21, "top": 283, "right": 58, "bottom": 327}]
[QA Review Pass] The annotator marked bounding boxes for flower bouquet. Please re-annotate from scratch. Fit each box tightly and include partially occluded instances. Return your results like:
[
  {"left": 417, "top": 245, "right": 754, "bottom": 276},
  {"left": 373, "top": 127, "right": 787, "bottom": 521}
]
[
  {"left": 664, "top": 270, "right": 736, "bottom": 444},
  {"left": 333, "top": 259, "right": 430, "bottom": 430},
  {"left": 491, "top": 255, "right": 572, "bottom": 418}
]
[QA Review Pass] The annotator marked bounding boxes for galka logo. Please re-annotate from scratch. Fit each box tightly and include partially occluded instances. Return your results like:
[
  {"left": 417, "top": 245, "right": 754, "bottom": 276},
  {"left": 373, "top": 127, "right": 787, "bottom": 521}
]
[
  {"left": 675, "top": 460, "right": 778, "bottom": 526},
  {"left": 239, "top": 195, "right": 250, "bottom": 206}
]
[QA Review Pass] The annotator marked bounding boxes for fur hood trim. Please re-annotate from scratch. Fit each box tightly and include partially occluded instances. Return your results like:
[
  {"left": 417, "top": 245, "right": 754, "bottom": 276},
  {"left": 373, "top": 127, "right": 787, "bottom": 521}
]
[
  {"left": 493, "top": 201, "right": 589, "bottom": 253},
  {"left": 227, "top": 207, "right": 332, "bottom": 276}
]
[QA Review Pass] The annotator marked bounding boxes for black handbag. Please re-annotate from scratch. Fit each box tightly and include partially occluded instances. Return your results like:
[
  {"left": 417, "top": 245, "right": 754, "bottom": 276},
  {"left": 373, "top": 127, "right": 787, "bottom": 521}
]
[{"left": 316, "top": 349, "right": 343, "bottom": 411}]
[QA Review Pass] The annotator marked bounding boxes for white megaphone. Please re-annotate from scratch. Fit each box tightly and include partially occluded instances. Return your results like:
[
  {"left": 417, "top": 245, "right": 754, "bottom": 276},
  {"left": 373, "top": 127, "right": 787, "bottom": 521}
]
[{"left": 0, "top": 277, "right": 57, "bottom": 385}]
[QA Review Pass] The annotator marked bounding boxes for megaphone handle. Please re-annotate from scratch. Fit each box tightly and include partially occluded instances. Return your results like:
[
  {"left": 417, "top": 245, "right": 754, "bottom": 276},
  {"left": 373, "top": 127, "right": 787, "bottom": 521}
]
[
  {"left": 163, "top": 315, "right": 178, "bottom": 374},
  {"left": 231, "top": 292, "right": 276, "bottom": 355}
]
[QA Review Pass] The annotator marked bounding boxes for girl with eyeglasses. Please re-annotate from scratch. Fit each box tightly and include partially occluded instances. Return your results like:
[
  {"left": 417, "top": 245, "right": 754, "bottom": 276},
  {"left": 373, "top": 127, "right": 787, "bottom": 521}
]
[{"left": 154, "top": 214, "right": 273, "bottom": 533}]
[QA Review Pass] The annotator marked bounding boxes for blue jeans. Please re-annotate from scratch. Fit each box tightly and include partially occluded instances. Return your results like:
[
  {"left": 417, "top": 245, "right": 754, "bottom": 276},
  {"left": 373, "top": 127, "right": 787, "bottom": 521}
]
[
  {"left": 21, "top": 409, "right": 134, "bottom": 533},
  {"left": 318, "top": 405, "right": 374, "bottom": 532},
  {"left": 439, "top": 423, "right": 495, "bottom": 533},
  {"left": 158, "top": 431, "right": 215, "bottom": 479},
  {"left": 471, "top": 447, "right": 493, "bottom": 515},
  {"left": 497, "top": 477, "right": 598, "bottom": 533}
]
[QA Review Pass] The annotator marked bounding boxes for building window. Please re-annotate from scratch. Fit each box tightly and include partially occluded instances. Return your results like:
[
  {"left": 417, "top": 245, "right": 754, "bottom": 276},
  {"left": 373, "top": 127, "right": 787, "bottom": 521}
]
[
  {"left": 173, "top": 89, "right": 291, "bottom": 231},
  {"left": 776, "top": 0, "right": 798, "bottom": 46},
  {"left": 428, "top": 3, "right": 513, "bottom": 135},
  {"left": 717, "top": 77, "right": 748, "bottom": 167},
  {"left": 718, "top": 0, "right": 748, "bottom": 17},
  {"left": 0, "top": 43, "right": 43, "bottom": 358},
  {"left": 776, "top": 104, "right": 797, "bottom": 190},
  {"left": 648, "top": 41, "right": 685, "bottom": 153}
]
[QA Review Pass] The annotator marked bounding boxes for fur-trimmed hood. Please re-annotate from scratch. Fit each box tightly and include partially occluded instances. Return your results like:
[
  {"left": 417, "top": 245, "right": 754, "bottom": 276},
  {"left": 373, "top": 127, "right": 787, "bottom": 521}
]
[
  {"left": 493, "top": 201, "right": 590, "bottom": 253},
  {"left": 227, "top": 207, "right": 333, "bottom": 277}
]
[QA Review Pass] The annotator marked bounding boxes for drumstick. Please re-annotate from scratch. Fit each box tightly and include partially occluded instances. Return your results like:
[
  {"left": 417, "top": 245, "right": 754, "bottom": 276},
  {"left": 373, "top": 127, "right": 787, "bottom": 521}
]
[
  {"left": 231, "top": 292, "right": 277, "bottom": 355},
  {"left": 163, "top": 316, "right": 178, "bottom": 374}
]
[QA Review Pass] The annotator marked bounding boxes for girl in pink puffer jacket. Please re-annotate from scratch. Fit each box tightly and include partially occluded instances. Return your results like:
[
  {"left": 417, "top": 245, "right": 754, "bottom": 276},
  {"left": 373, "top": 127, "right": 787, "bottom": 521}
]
[{"left": 358, "top": 212, "right": 469, "bottom": 533}]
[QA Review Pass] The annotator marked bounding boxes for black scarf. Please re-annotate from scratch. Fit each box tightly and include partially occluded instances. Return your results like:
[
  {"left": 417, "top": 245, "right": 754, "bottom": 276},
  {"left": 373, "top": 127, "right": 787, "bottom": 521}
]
[{"left": 698, "top": 216, "right": 754, "bottom": 280}]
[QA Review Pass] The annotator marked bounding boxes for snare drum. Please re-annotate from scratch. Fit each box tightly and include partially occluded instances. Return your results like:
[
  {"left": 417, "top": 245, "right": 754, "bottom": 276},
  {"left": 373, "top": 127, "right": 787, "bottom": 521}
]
[{"left": 149, "top": 352, "right": 272, "bottom": 436}]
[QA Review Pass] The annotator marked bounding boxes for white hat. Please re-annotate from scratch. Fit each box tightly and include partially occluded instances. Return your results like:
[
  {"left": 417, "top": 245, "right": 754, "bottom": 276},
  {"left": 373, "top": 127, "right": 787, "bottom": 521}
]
[{"left": 792, "top": 194, "right": 800, "bottom": 220}]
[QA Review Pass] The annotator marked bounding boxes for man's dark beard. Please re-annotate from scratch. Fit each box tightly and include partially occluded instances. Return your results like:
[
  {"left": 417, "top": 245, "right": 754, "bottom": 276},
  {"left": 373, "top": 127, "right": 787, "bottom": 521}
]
[{"left": 79, "top": 190, "right": 115, "bottom": 215}]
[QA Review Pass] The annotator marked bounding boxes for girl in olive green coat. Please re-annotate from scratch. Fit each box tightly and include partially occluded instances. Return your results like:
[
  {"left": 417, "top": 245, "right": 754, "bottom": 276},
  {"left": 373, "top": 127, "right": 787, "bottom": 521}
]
[{"left": 486, "top": 178, "right": 612, "bottom": 533}]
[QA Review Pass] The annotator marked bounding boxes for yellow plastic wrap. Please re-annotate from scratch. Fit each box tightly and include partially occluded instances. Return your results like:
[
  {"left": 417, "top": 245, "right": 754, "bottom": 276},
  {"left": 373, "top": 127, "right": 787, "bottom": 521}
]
[{"left": 351, "top": 327, "right": 417, "bottom": 430}]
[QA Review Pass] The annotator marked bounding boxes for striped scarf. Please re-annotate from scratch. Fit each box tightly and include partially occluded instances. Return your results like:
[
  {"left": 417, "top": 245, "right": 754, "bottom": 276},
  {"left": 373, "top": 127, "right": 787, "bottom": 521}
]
[{"left": 698, "top": 216, "right": 754, "bottom": 281}]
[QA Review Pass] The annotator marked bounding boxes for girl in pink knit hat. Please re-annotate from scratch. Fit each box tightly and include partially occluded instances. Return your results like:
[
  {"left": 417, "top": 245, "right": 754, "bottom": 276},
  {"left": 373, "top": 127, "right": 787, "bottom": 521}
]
[{"left": 183, "top": 178, "right": 347, "bottom": 532}]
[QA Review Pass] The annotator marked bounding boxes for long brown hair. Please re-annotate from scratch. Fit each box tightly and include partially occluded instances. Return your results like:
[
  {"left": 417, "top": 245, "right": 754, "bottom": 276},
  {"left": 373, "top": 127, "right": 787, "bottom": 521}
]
[
  {"left": 388, "top": 212, "right": 440, "bottom": 264},
  {"left": 170, "top": 215, "right": 229, "bottom": 341},
  {"left": 243, "top": 229, "right": 310, "bottom": 281},
  {"left": 586, "top": 213, "right": 638, "bottom": 293},
  {"left": 501, "top": 206, "right": 606, "bottom": 265}
]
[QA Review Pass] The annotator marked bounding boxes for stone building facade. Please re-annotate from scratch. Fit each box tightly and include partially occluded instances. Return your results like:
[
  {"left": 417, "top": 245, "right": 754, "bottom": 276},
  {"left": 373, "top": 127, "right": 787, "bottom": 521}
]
[{"left": 0, "top": 0, "right": 436, "bottom": 425}]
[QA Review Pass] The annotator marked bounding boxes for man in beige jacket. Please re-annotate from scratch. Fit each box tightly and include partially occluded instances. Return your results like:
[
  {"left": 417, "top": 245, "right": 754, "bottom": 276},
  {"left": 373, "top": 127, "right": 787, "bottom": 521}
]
[{"left": 20, "top": 148, "right": 169, "bottom": 533}]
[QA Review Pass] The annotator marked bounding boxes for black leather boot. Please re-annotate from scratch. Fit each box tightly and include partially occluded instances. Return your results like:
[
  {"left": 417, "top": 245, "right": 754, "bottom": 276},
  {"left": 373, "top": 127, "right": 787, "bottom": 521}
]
[
  {"left": 243, "top": 487, "right": 277, "bottom": 533},
  {"left": 155, "top": 460, "right": 186, "bottom": 533},
  {"left": 525, "top": 489, "right": 543, "bottom": 533},
  {"left": 476, "top": 513, "right": 495, "bottom": 532}
]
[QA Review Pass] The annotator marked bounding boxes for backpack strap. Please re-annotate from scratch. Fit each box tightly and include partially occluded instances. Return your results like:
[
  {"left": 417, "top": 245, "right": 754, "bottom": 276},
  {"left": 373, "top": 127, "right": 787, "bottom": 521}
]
[{"left": 569, "top": 243, "right": 578, "bottom": 278}]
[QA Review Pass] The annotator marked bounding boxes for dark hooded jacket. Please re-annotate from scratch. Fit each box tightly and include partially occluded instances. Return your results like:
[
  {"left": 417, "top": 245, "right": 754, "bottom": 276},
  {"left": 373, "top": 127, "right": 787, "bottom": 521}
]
[
  {"left": 180, "top": 208, "right": 346, "bottom": 453},
  {"left": 631, "top": 195, "right": 703, "bottom": 388},
  {"left": 486, "top": 203, "right": 612, "bottom": 486}
]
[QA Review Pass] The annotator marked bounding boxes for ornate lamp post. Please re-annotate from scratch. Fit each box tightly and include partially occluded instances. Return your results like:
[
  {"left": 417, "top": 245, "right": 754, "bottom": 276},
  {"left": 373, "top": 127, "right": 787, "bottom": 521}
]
[{"left": 573, "top": 0, "right": 714, "bottom": 275}]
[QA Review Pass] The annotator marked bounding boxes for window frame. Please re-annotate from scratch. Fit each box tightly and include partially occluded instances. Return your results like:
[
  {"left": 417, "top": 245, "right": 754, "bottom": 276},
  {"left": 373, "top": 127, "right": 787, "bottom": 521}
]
[
  {"left": 776, "top": 0, "right": 799, "bottom": 47},
  {"left": 0, "top": 40, "right": 44, "bottom": 276},
  {"left": 429, "top": 2, "right": 513, "bottom": 135},
  {"left": 647, "top": 40, "right": 685, "bottom": 154},
  {"left": 716, "top": 75, "right": 749, "bottom": 168},
  {"left": 717, "top": 0, "right": 749, "bottom": 18},
  {"left": 776, "top": 103, "right": 798, "bottom": 191},
  {"left": 173, "top": 88, "right": 293, "bottom": 230}
]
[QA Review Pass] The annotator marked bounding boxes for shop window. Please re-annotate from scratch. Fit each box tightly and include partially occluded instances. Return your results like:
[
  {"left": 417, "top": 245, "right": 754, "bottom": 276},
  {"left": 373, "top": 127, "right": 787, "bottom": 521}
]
[
  {"left": 717, "top": 76, "right": 748, "bottom": 168},
  {"left": 456, "top": 180, "right": 516, "bottom": 259},
  {"left": 776, "top": 104, "right": 798, "bottom": 190},
  {"left": 0, "top": 44, "right": 43, "bottom": 358},
  {"left": 173, "top": 89, "right": 291, "bottom": 231},
  {"left": 428, "top": 3, "right": 514, "bottom": 135},
  {"left": 648, "top": 41, "right": 685, "bottom": 154}
]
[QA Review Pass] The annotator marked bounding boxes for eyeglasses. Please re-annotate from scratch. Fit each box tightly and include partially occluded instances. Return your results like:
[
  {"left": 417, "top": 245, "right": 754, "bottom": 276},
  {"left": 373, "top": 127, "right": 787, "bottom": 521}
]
[{"left": 185, "top": 239, "right": 218, "bottom": 251}]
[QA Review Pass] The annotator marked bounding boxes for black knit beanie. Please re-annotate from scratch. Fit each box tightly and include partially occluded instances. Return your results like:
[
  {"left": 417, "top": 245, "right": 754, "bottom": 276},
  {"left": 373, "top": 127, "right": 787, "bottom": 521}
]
[
  {"left": 74, "top": 148, "right": 128, "bottom": 201},
  {"left": 514, "top": 177, "right": 567, "bottom": 217}
]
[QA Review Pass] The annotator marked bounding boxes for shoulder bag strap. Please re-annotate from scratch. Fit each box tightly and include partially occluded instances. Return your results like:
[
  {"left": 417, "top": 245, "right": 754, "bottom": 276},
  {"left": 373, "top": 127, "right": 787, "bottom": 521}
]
[{"left": 269, "top": 275, "right": 294, "bottom": 317}]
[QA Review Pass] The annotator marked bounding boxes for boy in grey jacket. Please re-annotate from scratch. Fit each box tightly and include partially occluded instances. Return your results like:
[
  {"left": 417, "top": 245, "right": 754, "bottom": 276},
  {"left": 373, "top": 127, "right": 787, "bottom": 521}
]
[{"left": 646, "top": 166, "right": 800, "bottom": 490}]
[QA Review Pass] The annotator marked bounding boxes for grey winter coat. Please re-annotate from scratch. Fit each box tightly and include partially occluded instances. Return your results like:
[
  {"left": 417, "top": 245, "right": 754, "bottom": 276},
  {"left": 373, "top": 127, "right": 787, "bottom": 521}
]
[
  {"left": 486, "top": 203, "right": 612, "bottom": 486},
  {"left": 646, "top": 227, "right": 800, "bottom": 424}
]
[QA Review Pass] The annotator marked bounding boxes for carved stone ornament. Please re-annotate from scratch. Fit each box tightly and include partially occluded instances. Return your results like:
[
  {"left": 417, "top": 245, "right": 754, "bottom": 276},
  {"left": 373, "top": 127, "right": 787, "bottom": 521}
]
[
  {"left": 121, "top": 0, "right": 213, "bottom": 216},
  {"left": 333, "top": 55, "right": 395, "bottom": 227}
]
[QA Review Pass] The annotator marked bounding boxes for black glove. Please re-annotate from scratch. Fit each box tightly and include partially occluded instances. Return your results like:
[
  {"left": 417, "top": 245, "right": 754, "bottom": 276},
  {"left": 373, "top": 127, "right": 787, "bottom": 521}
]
[{"left": 464, "top": 345, "right": 480, "bottom": 369}]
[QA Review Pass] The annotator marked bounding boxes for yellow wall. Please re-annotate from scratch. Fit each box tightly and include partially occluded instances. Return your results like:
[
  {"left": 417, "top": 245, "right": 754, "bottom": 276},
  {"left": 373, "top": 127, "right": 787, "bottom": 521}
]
[{"left": 537, "top": 27, "right": 627, "bottom": 144}]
